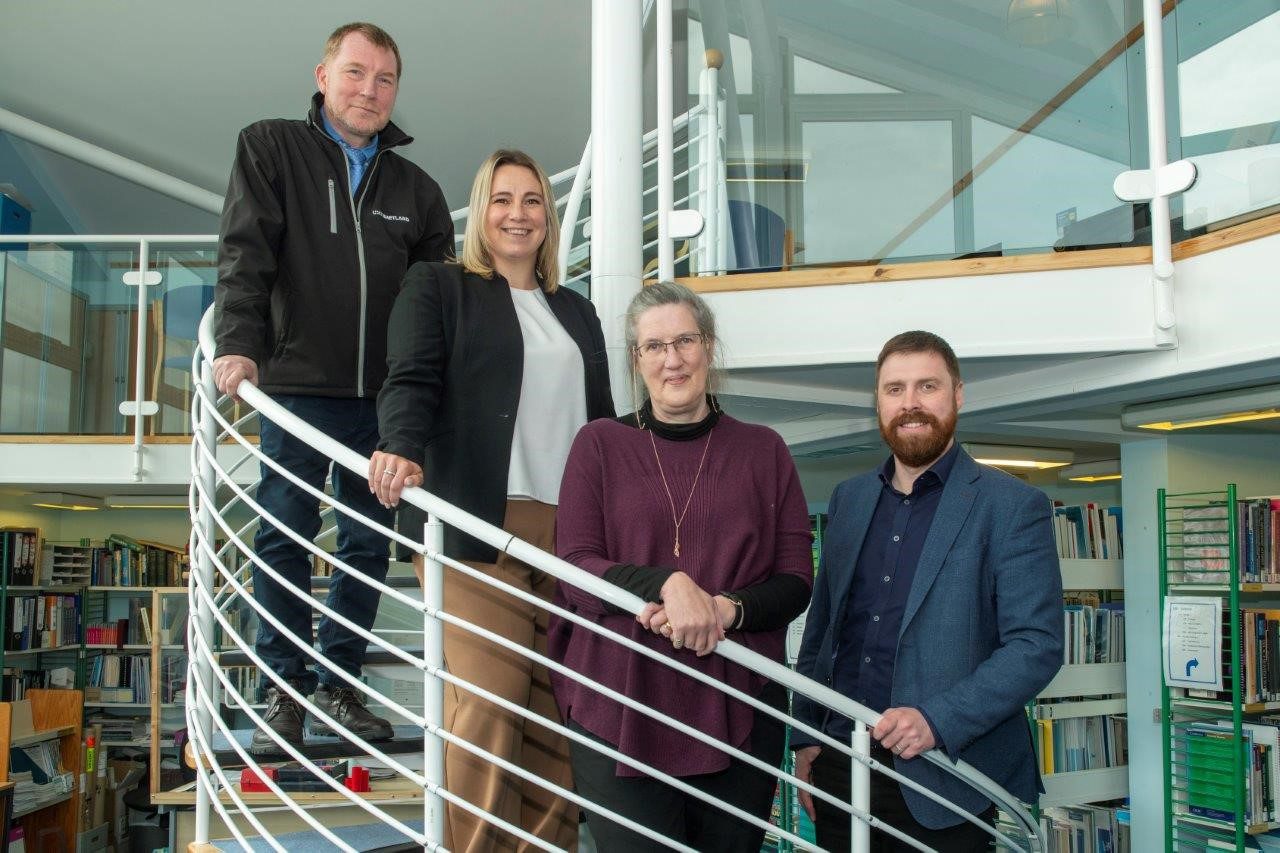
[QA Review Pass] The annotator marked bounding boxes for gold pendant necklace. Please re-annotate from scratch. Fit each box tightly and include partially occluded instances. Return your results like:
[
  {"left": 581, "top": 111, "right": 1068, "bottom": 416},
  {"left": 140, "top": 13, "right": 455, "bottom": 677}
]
[{"left": 647, "top": 426, "right": 714, "bottom": 558}]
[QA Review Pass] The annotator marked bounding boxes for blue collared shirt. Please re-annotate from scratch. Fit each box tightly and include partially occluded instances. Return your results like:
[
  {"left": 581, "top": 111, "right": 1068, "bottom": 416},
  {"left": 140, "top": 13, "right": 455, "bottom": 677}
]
[
  {"left": 826, "top": 441, "right": 960, "bottom": 743},
  {"left": 321, "top": 109, "right": 379, "bottom": 195}
]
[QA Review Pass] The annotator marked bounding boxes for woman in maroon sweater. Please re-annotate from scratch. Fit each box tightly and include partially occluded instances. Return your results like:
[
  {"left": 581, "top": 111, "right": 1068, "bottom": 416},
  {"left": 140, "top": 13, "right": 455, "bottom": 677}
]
[{"left": 550, "top": 281, "right": 813, "bottom": 851}]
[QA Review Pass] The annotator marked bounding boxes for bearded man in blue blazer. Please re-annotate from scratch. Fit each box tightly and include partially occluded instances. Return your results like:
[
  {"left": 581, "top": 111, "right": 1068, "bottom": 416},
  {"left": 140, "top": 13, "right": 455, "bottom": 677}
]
[{"left": 792, "top": 331, "right": 1063, "bottom": 852}]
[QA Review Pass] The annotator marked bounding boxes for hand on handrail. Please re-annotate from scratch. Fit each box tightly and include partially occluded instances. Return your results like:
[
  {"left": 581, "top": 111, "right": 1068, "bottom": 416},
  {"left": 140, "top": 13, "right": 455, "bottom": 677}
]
[
  {"left": 368, "top": 451, "right": 424, "bottom": 509},
  {"left": 875, "top": 707, "right": 936, "bottom": 761},
  {"left": 212, "top": 354, "right": 258, "bottom": 402},
  {"left": 638, "top": 572, "right": 724, "bottom": 657}
]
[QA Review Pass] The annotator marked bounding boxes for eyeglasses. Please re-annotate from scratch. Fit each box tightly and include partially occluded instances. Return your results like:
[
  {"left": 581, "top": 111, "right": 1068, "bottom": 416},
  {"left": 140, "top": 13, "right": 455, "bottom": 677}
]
[{"left": 633, "top": 333, "right": 706, "bottom": 361}]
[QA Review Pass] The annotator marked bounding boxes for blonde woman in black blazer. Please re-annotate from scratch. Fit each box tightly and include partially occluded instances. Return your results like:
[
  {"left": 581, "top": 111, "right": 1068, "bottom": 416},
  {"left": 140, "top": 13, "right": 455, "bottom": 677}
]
[{"left": 370, "top": 149, "right": 614, "bottom": 851}]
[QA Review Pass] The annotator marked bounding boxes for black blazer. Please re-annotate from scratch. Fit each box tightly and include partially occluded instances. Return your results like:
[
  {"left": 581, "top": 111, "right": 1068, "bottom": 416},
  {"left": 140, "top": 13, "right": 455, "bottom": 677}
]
[{"left": 378, "top": 261, "right": 615, "bottom": 562}]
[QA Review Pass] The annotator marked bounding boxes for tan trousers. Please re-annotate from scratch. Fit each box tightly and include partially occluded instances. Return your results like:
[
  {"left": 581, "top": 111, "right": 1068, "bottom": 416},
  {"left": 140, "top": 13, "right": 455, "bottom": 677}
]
[{"left": 444, "top": 499, "right": 578, "bottom": 852}]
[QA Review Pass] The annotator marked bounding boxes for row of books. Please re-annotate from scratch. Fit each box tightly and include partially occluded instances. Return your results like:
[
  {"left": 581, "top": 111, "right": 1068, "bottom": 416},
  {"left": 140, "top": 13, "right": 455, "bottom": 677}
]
[
  {"left": 1039, "top": 804, "right": 1130, "bottom": 853},
  {"left": 1181, "top": 719, "right": 1280, "bottom": 826},
  {"left": 1052, "top": 503, "right": 1123, "bottom": 561},
  {"left": 1062, "top": 599, "right": 1126, "bottom": 665},
  {"left": 86, "top": 653, "right": 151, "bottom": 703},
  {"left": 0, "top": 667, "right": 49, "bottom": 701},
  {"left": 89, "top": 534, "right": 188, "bottom": 587},
  {"left": 1185, "top": 607, "right": 1280, "bottom": 706},
  {"left": 3, "top": 594, "right": 81, "bottom": 651},
  {"left": 222, "top": 666, "right": 263, "bottom": 706},
  {"left": 160, "top": 654, "right": 186, "bottom": 704},
  {"left": 1239, "top": 498, "right": 1280, "bottom": 583},
  {"left": 0, "top": 529, "right": 41, "bottom": 586},
  {"left": 1035, "top": 713, "right": 1128, "bottom": 774}
]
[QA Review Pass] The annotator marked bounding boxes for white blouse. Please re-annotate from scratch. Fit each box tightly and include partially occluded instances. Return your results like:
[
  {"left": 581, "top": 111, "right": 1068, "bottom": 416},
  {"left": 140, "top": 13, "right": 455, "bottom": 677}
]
[{"left": 506, "top": 287, "right": 588, "bottom": 504}]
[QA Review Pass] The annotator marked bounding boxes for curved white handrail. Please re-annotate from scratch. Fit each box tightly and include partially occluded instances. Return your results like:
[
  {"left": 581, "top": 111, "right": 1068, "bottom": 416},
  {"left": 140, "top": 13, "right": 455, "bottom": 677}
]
[{"left": 190, "top": 309, "right": 1045, "bottom": 852}]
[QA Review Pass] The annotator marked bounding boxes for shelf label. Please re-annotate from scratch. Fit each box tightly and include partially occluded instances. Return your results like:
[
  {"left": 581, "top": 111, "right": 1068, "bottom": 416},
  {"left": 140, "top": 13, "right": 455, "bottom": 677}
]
[{"left": 1163, "top": 596, "right": 1222, "bottom": 690}]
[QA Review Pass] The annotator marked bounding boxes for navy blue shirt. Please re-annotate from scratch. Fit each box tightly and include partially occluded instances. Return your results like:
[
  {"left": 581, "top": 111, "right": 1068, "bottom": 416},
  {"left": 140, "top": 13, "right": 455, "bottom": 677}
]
[{"left": 826, "top": 441, "right": 960, "bottom": 743}]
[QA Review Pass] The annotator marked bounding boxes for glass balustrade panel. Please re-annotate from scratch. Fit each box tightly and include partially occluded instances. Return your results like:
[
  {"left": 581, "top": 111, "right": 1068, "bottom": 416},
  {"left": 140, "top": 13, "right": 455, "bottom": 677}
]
[
  {"left": 1173, "top": 2, "right": 1280, "bottom": 233},
  {"left": 678, "top": 0, "right": 1142, "bottom": 275},
  {"left": 0, "top": 242, "right": 219, "bottom": 437}
]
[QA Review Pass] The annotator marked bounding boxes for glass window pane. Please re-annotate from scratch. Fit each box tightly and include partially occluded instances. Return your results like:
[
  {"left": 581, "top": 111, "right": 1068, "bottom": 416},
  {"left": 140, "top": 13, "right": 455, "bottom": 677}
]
[
  {"left": 793, "top": 56, "right": 900, "bottom": 95},
  {"left": 971, "top": 116, "right": 1132, "bottom": 252},
  {"left": 800, "top": 120, "right": 954, "bottom": 264},
  {"left": 1178, "top": 10, "right": 1280, "bottom": 138}
]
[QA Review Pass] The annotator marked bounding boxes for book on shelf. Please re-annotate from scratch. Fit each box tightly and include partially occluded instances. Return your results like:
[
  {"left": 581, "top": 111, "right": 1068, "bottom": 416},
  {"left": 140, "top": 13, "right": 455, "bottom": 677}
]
[
  {"left": 89, "top": 534, "right": 189, "bottom": 587},
  {"left": 1038, "top": 803, "right": 1130, "bottom": 853},
  {"left": 86, "top": 653, "right": 151, "bottom": 703},
  {"left": 1184, "top": 607, "right": 1280, "bottom": 705},
  {"left": 1052, "top": 504, "right": 1123, "bottom": 560},
  {"left": 0, "top": 528, "right": 42, "bottom": 586},
  {"left": 1035, "top": 712, "right": 1128, "bottom": 775},
  {"left": 1062, "top": 596, "right": 1126, "bottom": 665},
  {"left": 1180, "top": 720, "right": 1278, "bottom": 826},
  {"left": 3, "top": 593, "right": 81, "bottom": 651},
  {"left": 1238, "top": 498, "right": 1280, "bottom": 584}
]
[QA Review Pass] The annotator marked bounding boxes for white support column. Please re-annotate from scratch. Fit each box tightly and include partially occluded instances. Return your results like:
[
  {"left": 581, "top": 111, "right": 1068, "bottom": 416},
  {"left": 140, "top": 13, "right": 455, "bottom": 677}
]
[
  {"left": 591, "top": 0, "right": 644, "bottom": 411},
  {"left": 852, "top": 723, "right": 871, "bottom": 853},
  {"left": 191, "top": 350, "right": 220, "bottom": 845},
  {"left": 1113, "top": 0, "right": 1196, "bottom": 350},
  {"left": 423, "top": 514, "right": 446, "bottom": 847}
]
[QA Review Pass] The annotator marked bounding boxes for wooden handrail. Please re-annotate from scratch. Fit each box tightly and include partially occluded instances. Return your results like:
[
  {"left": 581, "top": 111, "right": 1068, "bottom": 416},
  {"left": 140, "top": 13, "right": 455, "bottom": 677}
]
[{"left": 678, "top": 207, "right": 1280, "bottom": 293}]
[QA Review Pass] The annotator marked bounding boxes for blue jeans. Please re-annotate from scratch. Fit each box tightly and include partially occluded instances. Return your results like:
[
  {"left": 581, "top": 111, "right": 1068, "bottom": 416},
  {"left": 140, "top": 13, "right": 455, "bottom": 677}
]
[{"left": 253, "top": 395, "right": 392, "bottom": 693}]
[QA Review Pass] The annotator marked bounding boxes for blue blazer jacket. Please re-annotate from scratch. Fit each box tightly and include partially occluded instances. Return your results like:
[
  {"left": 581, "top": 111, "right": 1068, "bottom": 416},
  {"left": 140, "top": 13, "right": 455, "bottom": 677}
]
[{"left": 794, "top": 448, "right": 1063, "bottom": 828}]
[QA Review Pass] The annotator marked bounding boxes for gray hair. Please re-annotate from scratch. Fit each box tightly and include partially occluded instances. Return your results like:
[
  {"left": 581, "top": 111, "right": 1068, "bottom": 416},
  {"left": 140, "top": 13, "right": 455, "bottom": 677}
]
[{"left": 624, "top": 281, "right": 725, "bottom": 408}]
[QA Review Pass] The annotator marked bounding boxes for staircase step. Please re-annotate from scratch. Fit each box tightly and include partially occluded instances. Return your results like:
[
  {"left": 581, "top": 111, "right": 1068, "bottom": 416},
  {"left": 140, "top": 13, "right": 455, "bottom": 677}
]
[
  {"left": 241, "top": 818, "right": 423, "bottom": 852},
  {"left": 186, "top": 725, "right": 424, "bottom": 769}
]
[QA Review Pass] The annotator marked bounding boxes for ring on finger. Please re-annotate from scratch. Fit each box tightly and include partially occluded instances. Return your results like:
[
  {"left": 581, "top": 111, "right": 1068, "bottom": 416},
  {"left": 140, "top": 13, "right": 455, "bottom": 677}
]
[
  {"left": 672, "top": 638, "right": 684, "bottom": 649},
  {"left": 382, "top": 470, "right": 395, "bottom": 477}
]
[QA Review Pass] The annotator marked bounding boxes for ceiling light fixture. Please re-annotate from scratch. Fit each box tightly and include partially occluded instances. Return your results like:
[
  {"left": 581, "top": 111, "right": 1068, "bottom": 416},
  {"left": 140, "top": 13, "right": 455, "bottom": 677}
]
[
  {"left": 30, "top": 492, "right": 103, "bottom": 511},
  {"left": 105, "top": 495, "right": 188, "bottom": 510},
  {"left": 962, "top": 443, "right": 1074, "bottom": 470},
  {"left": 1007, "top": 0, "right": 1076, "bottom": 47},
  {"left": 1059, "top": 460, "right": 1122, "bottom": 483},
  {"left": 1120, "top": 385, "right": 1280, "bottom": 432}
]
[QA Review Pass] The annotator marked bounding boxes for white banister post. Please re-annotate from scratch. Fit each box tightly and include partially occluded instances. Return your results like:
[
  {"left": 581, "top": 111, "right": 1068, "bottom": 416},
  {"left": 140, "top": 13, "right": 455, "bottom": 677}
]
[
  {"left": 852, "top": 723, "right": 871, "bottom": 853},
  {"left": 656, "top": 0, "right": 675, "bottom": 282},
  {"left": 191, "top": 330, "right": 220, "bottom": 844},
  {"left": 591, "top": 0, "right": 644, "bottom": 411},
  {"left": 423, "top": 514, "right": 446, "bottom": 846}
]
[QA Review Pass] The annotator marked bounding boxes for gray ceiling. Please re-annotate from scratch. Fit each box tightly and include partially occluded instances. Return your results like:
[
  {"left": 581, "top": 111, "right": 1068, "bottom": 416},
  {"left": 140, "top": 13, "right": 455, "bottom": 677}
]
[{"left": 1, "top": 1, "right": 592, "bottom": 231}]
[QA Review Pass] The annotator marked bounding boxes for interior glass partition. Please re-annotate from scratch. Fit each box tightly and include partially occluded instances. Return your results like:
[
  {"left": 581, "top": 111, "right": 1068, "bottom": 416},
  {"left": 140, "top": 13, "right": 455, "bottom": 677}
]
[
  {"left": 0, "top": 241, "right": 216, "bottom": 437},
  {"left": 680, "top": 0, "right": 1145, "bottom": 275}
]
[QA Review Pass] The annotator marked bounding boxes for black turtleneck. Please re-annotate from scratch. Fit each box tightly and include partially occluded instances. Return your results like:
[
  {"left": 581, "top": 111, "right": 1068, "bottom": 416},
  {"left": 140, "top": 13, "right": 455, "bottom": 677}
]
[{"left": 602, "top": 397, "right": 811, "bottom": 632}]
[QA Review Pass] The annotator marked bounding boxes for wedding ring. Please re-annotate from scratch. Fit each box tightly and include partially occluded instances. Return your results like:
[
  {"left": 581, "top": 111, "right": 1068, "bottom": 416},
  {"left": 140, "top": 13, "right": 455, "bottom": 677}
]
[
  {"left": 660, "top": 624, "right": 672, "bottom": 637},
  {"left": 893, "top": 745, "right": 903, "bottom": 754},
  {"left": 383, "top": 469, "right": 395, "bottom": 476}
]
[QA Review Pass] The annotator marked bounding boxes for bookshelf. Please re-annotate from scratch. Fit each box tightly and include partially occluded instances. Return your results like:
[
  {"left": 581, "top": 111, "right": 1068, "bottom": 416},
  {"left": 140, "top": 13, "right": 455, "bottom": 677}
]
[
  {"left": 1034, "top": 556, "right": 1129, "bottom": 809},
  {"left": 0, "top": 689, "right": 84, "bottom": 849},
  {"left": 150, "top": 587, "right": 189, "bottom": 797},
  {"left": 1158, "top": 485, "right": 1280, "bottom": 852}
]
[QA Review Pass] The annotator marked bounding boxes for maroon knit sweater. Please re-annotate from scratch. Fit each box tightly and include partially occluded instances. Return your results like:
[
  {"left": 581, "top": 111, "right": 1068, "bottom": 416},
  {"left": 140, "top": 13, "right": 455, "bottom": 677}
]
[{"left": 549, "top": 414, "right": 813, "bottom": 777}]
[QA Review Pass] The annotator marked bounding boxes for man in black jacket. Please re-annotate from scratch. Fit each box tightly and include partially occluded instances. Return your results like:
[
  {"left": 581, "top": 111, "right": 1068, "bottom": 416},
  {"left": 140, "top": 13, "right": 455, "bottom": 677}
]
[{"left": 213, "top": 21, "right": 454, "bottom": 753}]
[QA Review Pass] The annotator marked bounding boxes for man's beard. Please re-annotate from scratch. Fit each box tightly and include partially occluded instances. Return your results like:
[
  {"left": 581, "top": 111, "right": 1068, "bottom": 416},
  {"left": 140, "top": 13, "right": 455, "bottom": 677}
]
[{"left": 879, "top": 407, "right": 957, "bottom": 468}]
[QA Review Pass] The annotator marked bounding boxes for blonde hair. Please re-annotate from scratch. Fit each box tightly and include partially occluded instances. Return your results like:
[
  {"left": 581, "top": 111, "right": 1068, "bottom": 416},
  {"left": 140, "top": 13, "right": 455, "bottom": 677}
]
[
  {"left": 323, "top": 22, "right": 402, "bottom": 78},
  {"left": 460, "top": 150, "right": 561, "bottom": 292}
]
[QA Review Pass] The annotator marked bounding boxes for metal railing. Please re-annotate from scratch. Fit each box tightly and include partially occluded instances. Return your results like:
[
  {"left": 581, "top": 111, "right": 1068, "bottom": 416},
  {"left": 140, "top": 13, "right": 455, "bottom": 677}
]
[{"left": 187, "top": 307, "right": 1044, "bottom": 851}]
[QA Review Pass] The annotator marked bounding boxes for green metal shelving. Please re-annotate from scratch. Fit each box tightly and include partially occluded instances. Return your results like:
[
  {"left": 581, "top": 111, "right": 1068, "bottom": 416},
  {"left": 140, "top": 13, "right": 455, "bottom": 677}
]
[{"left": 1159, "top": 485, "right": 1270, "bottom": 852}]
